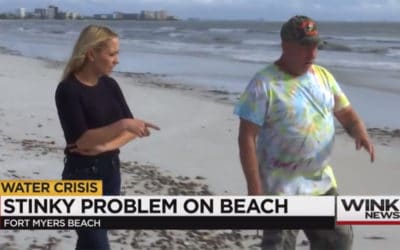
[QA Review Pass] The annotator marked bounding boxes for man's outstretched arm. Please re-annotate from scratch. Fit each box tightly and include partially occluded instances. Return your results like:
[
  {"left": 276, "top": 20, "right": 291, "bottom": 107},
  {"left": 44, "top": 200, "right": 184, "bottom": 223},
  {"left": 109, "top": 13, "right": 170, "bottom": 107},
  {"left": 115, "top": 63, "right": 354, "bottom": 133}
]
[{"left": 334, "top": 106, "right": 375, "bottom": 162}]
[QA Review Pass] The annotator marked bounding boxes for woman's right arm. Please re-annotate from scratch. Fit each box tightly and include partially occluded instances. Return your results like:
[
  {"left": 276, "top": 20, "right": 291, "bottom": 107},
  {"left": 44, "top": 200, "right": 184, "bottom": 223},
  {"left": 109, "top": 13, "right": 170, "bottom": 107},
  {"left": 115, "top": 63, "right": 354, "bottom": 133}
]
[
  {"left": 75, "top": 118, "right": 150, "bottom": 150},
  {"left": 75, "top": 118, "right": 160, "bottom": 151},
  {"left": 72, "top": 130, "right": 137, "bottom": 156}
]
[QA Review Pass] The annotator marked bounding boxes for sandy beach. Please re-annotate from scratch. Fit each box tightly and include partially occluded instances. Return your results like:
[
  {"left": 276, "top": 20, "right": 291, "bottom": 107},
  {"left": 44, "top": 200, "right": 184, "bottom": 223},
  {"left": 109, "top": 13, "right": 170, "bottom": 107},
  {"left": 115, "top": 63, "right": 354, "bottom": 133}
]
[{"left": 0, "top": 52, "right": 400, "bottom": 249}]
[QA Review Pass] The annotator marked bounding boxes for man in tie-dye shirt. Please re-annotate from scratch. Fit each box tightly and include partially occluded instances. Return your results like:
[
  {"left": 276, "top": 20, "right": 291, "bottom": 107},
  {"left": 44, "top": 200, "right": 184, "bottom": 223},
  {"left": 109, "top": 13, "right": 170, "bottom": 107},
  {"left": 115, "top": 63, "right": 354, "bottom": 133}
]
[{"left": 234, "top": 15, "right": 374, "bottom": 250}]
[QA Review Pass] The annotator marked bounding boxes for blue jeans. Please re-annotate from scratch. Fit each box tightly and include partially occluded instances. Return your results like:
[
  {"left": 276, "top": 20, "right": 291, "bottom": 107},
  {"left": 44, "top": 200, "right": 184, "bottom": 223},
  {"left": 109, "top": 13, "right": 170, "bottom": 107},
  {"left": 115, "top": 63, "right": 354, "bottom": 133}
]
[{"left": 62, "top": 153, "right": 121, "bottom": 250}]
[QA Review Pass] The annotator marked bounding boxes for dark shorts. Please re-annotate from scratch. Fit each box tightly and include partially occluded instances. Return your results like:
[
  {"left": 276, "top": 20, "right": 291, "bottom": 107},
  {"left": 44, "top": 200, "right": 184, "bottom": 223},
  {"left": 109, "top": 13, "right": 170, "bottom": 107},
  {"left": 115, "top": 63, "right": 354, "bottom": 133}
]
[{"left": 261, "top": 189, "right": 353, "bottom": 250}]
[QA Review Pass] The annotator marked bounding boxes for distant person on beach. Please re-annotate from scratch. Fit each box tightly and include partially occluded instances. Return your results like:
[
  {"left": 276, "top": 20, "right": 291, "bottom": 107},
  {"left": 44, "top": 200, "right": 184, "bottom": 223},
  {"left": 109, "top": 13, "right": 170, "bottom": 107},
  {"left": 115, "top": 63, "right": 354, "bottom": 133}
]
[
  {"left": 234, "top": 15, "right": 374, "bottom": 250},
  {"left": 55, "top": 25, "right": 159, "bottom": 250}
]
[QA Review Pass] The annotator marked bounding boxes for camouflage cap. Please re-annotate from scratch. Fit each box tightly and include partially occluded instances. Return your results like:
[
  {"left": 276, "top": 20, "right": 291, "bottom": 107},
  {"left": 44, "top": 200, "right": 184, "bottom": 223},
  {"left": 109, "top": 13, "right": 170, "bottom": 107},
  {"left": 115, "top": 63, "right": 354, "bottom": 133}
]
[{"left": 280, "top": 15, "right": 321, "bottom": 45}]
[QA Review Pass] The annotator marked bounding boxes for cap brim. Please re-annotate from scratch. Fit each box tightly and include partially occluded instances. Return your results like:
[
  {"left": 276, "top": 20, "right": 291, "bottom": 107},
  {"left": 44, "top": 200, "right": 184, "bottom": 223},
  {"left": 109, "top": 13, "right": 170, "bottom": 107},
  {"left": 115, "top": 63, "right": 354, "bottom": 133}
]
[{"left": 299, "top": 36, "right": 322, "bottom": 46}]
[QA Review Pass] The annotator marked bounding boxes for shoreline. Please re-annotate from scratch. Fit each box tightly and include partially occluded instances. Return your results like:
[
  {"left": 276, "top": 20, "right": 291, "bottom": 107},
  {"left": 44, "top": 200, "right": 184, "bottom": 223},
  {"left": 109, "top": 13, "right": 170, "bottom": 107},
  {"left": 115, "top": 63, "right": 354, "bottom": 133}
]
[{"left": 1, "top": 46, "right": 400, "bottom": 129}]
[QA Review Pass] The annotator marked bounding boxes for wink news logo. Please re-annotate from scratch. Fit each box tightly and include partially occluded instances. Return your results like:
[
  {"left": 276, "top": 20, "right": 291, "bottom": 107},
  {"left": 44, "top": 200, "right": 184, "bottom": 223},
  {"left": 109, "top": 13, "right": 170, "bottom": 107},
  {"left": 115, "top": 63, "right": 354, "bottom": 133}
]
[{"left": 340, "top": 198, "right": 400, "bottom": 220}]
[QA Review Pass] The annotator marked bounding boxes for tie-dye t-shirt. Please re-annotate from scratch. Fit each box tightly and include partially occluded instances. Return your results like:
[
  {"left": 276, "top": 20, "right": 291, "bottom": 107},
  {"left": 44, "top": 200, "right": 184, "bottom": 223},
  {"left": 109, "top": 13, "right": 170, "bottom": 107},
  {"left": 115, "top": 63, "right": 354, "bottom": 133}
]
[{"left": 234, "top": 64, "right": 350, "bottom": 195}]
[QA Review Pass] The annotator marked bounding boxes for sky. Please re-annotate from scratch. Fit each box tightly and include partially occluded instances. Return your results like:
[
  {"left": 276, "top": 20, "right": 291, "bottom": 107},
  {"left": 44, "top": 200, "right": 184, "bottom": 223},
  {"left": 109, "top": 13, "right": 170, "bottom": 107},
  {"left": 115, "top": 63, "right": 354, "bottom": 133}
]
[{"left": 1, "top": 0, "right": 400, "bottom": 21}]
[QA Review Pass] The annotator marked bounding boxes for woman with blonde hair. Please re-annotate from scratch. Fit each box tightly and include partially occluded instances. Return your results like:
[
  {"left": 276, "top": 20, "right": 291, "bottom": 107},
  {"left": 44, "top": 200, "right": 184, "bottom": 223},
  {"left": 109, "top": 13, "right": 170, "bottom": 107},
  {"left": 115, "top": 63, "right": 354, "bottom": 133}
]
[{"left": 55, "top": 25, "right": 159, "bottom": 249}]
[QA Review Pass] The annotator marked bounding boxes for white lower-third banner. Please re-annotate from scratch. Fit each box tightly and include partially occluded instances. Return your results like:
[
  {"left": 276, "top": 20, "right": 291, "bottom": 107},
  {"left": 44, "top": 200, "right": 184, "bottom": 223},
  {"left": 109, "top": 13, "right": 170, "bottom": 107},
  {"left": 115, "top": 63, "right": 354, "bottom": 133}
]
[{"left": 0, "top": 195, "right": 335, "bottom": 229}]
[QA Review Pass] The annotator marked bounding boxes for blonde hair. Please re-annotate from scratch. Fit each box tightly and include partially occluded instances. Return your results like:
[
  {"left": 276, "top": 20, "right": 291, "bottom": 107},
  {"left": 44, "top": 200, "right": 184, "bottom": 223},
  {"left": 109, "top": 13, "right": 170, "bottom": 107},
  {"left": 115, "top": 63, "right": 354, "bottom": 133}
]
[{"left": 61, "top": 25, "right": 118, "bottom": 80}]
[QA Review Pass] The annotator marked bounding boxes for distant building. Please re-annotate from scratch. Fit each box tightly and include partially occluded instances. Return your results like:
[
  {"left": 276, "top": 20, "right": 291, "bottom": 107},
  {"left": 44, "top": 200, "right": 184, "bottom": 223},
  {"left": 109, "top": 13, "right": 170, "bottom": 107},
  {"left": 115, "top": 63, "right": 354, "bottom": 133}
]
[
  {"left": 155, "top": 10, "right": 168, "bottom": 20},
  {"left": 93, "top": 14, "right": 113, "bottom": 20},
  {"left": 57, "top": 11, "right": 79, "bottom": 20},
  {"left": 140, "top": 10, "right": 155, "bottom": 20},
  {"left": 57, "top": 11, "right": 67, "bottom": 19},
  {"left": 70, "top": 12, "right": 80, "bottom": 20},
  {"left": 16, "top": 8, "right": 25, "bottom": 18},
  {"left": 122, "top": 13, "right": 139, "bottom": 20},
  {"left": 113, "top": 12, "right": 124, "bottom": 20},
  {"left": 47, "top": 5, "right": 58, "bottom": 19},
  {"left": 113, "top": 12, "right": 139, "bottom": 20},
  {"left": 0, "top": 6, "right": 177, "bottom": 21},
  {"left": 139, "top": 10, "right": 176, "bottom": 21},
  {"left": 34, "top": 8, "right": 47, "bottom": 19}
]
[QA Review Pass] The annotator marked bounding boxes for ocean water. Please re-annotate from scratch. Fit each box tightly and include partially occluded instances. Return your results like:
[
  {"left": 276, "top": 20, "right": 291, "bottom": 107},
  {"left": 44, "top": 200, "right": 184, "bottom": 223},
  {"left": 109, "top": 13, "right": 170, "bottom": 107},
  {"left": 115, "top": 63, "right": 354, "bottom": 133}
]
[{"left": 0, "top": 19, "right": 399, "bottom": 128}]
